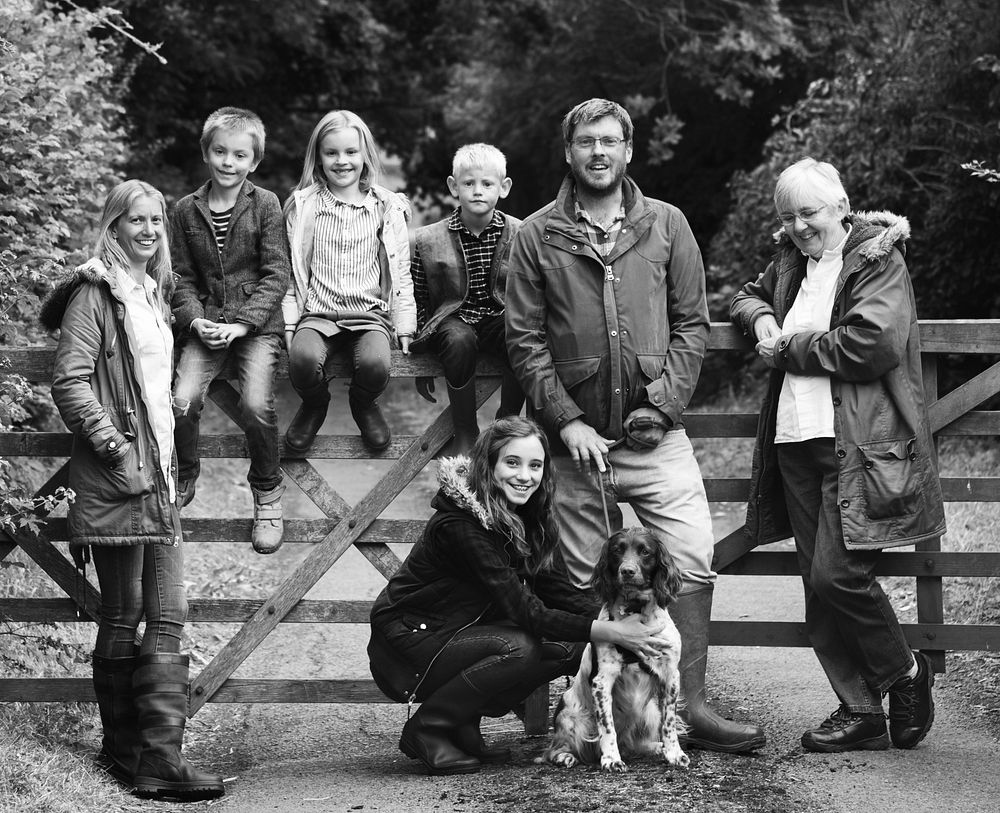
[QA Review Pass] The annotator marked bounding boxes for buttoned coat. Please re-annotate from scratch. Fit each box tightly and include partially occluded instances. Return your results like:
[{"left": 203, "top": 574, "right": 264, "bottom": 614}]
[
  {"left": 505, "top": 175, "right": 709, "bottom": 442},
  {"left": 170, "top": 180, "right": 290, "bottom": 336},
  {"left": 730, "top": 211, "right": 946, "bottom": 550}
]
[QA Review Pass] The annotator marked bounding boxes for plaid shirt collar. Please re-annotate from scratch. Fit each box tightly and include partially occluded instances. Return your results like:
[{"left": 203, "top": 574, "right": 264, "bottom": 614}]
[
  {"left": 573, "top": 193, "right": 626, "bottom": 258},
  {"left": 447, "top": 207, "right": 504, "bottom": 236}
]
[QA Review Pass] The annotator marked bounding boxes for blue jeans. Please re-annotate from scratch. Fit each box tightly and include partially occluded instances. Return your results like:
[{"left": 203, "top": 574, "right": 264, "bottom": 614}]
[
  {"left": 172, "top": 334, "right": 282, "bottom": 491},
  {"left": 91, "top": 542, "right": 187, "bottom": 659},
  {"left": 777, "top": 438, "right": 914, "bottom": 713},
  {"left": 552, "top": 428, "right": 716, "bottom": 589},
  {"left": 418, "top": 623, "right": 584, "bottom": 710},
  {"left": 288, "top": 327, "right": 390, "bottom": 401}
]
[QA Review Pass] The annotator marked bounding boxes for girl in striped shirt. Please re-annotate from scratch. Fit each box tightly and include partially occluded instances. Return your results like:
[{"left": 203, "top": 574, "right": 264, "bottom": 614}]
[{"left": 283, "top": 110, "right": 416, "bottom": 452}]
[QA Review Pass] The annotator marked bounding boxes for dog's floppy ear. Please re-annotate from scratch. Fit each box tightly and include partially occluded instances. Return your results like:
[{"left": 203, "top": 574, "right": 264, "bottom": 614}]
[
  {"left": 591, "top": 535, "right": 618, "bottom": 606},
  {"left": 653, "top": 536, "right": 683, "bottom": 606}
]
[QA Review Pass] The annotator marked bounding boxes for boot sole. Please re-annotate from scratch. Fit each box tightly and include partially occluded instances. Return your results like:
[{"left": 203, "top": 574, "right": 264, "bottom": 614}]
[
  {"left": 801, "top": 734, "right": 890, "bottom": 753},
  {"left": 680, "top": 734, "right": 767, "bottom": 754},
  {"left": 399, "top": 736, "right": 482, "bottom": 775},
  {"left": 134, "top": 777, "right": 224, "bottom": 801}
]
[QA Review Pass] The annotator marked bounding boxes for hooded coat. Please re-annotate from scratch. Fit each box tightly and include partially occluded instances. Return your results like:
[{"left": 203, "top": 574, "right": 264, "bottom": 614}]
[
  {"left": 368, "top": 456, "right": 597, "bottom": 699},
  {"left": 40, "top": 267, "right": 181, "bottom": 547},
  {"left": 730, "top": 211, "right": 946, "bottom": 551}
]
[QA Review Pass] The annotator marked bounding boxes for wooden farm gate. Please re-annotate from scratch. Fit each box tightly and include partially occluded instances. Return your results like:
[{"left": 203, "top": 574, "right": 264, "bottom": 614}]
[{"left": 3, "top": 320, "right": 1000, "bottom": 735}]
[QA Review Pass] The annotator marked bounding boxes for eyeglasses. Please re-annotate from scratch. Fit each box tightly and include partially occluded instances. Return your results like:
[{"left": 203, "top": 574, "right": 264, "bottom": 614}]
[
  {"left": 776, "top": 204, "right": 828, "bottom": 227},
  {"left": 570, "top": 136, "right": 627, "bottom": 150}
]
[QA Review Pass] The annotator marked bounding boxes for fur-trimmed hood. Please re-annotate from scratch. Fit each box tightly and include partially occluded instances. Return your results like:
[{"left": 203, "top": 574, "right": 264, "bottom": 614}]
[
  {"left": 39, "top": 264, "right": 110, "bottom": 331},
  {"left": 773, "top": 210, "right": 910, "bottom": 264},
  {"left": 434, "top": 455, "right": 492, "bottom": 530}
]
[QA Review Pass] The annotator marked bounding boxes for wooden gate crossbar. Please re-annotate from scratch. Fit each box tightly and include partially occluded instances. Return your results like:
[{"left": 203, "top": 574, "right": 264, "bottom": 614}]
[{"left": 5, "top": 320, "right": 1000, "bottom": 725}]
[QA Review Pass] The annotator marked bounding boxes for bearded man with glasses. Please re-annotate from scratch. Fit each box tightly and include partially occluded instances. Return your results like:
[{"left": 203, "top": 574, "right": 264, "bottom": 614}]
[{"left": 505, "top": 97, "right": 765, "bottom": 754}]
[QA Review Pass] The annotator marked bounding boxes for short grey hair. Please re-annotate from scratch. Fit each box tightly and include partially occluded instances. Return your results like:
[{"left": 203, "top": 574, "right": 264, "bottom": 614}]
[{"left": 774, "top": 157, "right": 850, "bottom": 213}]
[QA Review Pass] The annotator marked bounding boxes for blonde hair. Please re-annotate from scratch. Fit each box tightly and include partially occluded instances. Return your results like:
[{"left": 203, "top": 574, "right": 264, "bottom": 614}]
[
  {"left": 200, "top": 106, "right": 266, "bottom": 163},
  {"left": 452, "top": 143, "right": 507, "bottom": 179},
  {"left": 774, "top": 157, "right": 851, "bottom": 214},
  {"left": 290, "top": 110, "right": 382, "bottom": 198},
  {"left": 95, "top": 179, "right": 173, "bottom": 311}
]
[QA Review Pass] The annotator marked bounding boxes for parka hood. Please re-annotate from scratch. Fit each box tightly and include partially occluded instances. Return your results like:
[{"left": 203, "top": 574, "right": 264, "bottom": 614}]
[
  {"left": 434, "top": 455, "right": 492, "bottom": 530},
  {"left": 772, "top": 210, "right": 910, "bottom": 264},
  {"left": 39, "top": 263, "right": 110, "bottom": 331}
]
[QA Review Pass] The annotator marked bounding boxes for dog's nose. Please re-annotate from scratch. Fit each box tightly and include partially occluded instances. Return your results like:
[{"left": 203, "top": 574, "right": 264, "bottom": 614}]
[{"left": 619, "top": 566, "right": 636, "bottom": 579}]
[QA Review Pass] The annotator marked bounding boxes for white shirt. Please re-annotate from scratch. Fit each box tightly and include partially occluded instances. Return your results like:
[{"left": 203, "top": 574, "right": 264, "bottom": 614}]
[
  {"left": 775, "top": 227, "right": 851, "bottom": 444},
  {"left": 117, "top": 267, "right": 175, "bottom": 500}
]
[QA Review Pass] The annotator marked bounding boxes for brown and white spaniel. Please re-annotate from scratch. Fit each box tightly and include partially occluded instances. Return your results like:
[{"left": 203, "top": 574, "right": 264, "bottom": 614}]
[{"left": 543, "top": 527, "right": 689, "bottom": 772}]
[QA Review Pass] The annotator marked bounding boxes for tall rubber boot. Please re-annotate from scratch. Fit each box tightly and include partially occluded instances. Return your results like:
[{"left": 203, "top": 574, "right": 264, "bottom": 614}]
[
  {"left": 132, "top": 653, "right": 225, "bottom": 801},
  {"left": 251, "top": 483, "right": 285, "bottom": 554},
  {"left": 92, "top": 649, "right": 140, "bottom": 787},
  {"left": 284, "top": 392, "right": 330, "bottom": 452},
  {"left": 672, "top": 584, "right": 767, "bottom": 753},
  {"left": 446, "top": 379, "right": 480, "bottom": 455},
  {"left": 495, "top": 369, "right": 525, "bottom": 419},
  {"left": 398, "top": 674, "right": 488, "bottom": 775},
  {"left": 348, "top": 384, "right": 391, "bottom": 451}
]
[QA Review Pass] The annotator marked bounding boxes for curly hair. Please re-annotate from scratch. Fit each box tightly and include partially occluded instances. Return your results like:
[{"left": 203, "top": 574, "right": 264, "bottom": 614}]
[{"left": 467, "top": 416, "right": 560, "bottom": 575}]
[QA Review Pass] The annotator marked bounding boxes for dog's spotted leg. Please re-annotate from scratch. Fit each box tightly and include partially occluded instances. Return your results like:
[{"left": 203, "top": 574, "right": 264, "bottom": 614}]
[
  {"left": 592, "top": 655, "right": 627, "bottom": 773},
  {"left": 654, "top": 652, "right": 689, "bottom": 768}
]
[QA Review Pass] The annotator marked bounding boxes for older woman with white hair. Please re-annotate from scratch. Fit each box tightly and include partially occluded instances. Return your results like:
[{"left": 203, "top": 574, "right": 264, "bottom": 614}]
[{"left": 730, "top": 158, "right": 945, "bottom": 753}]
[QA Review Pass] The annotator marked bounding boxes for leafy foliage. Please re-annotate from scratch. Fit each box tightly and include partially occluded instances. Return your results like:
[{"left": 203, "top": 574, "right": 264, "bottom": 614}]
[{"left": 709, "top": 0, "right": 1000, "bottom": 321}]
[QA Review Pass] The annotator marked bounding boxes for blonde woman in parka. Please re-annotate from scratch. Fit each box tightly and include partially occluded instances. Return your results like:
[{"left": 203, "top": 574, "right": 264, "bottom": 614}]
[
  {"left": 730, "top": 158, "right": 945, "bottom": 755},
  {"left": 41, "top": 180, "right": 223, "bottom": 802}
]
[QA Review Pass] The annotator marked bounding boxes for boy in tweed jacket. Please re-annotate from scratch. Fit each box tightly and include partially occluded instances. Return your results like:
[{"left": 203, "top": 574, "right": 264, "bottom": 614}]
[{"left": 171, "top": 107, "right": 291, "bottom": 554}]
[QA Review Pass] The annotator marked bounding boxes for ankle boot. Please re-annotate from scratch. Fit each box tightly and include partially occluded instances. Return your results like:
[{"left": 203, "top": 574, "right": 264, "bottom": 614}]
[
  {"left": 92, "top": 649, "right": 140, "bottom": 787},
  {"left": 446, "top": 379, "right": 480, "bottom": 455},
  {"left": 132, "top": 653, "right": 224, "bottom": 801},
  {"left": 398, "top": 676, "right": 488, "bottom": 775},
  {"left": 672, "top": 584, "right": 767, "bottom": 753},
  {"left": 453, "top": 718, "right": 511, "bottom": 764},
  {"left": 349, "top": 385, "right": 391, "bottom": 451},
  {"left": 285, "top": 393, "right": 330, "bottom": 452},
  {"left": 251, "top": 483, "right": 285, "bottom": 554}
]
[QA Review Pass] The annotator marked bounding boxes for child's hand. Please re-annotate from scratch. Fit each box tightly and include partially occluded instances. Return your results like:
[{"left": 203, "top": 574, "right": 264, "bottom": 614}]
[
  {"left": 191, "top": 318, "right": 223, "bottom": 348},
  {"left": 416, "top": 377, "right": 437, "bottom": 403},
  {"left": 399, "top": 335, "right": 411, "bottom": 355},
  {"left": 214, "top": 322, "right": 251, "bottom": 347}
]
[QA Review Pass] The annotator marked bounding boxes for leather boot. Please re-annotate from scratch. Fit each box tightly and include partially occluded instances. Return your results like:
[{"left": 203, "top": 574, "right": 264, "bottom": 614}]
[
  {"left": 132, "top": 653, "right": 224, "bottom": 801},
  {"left": 672, "top": 584, "right": 767, "bottom": 753},
  {"left": 284, "top": 393, "right": 330, "bottom": 452},
  {"left": 495, "top": 369, "right": 525, "bottom": 419},
  {"left": 453, "top": 718, "right": 511, "bottom": 764},
  {"left": 92, "top": 649, "right": 140, "bottom": 787},
  {"left": 349, "top": 385, "right": 391, "bottom": 451},
  {"left": 447, "top": 379, "right": 480, "bottom": 455},
  {"left": 251, "top": 483, "right": 285, "bottom": 554},
  {"left": 398, "top": 676, "right": 486, "bottom": 775}
]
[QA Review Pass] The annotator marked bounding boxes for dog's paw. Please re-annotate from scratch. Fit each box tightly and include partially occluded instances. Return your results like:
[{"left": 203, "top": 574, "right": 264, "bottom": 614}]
[
  {"left": 600, "top": 757, "right": 628, "bottom": 773},
  {"left": 662, "top": 744, "right": 690, "bottom": 769},
  {"left": 550, "top": 752, "right": 577, "bottom": 768}
]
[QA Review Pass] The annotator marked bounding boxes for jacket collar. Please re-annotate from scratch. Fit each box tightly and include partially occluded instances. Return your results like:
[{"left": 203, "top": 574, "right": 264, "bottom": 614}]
[
  {"left": 433, "top": 455, "right": 492, "bottom": 530},
  {"left": 771, "top": 210, "right": 910, "bottom": 265},
  {"left": 39, "top": 261, "right": 119, "bottom": 330}
]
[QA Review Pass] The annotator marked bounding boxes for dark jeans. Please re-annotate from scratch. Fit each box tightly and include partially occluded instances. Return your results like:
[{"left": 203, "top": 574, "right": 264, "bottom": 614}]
[
  {"left": 288, "top": 327, "right": 390, "bottom": 400},
  {"left": 418, "top": 623, "right": 585, "bottom": 712},
  {"left": 430, "top": 314, "right": 510, "bottom": 388},
  {"left": 91, "top": 542, "right": 187, "bottom": 659},
  {"left": 172, "top": 334, "right": 283, "bottom": 491},
  {"left": 777, "top": 438, "right": 913, "bottom": 713}
]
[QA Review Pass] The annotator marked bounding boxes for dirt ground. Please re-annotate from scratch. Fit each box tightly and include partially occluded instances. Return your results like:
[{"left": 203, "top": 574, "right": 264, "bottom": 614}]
[{"left": 176, "top": 386, "right": 1000, "bottom": 812}]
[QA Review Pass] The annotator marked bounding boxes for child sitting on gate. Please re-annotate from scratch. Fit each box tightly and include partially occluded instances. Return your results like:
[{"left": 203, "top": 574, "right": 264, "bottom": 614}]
[
  {"left": 410, "top": 143, "right": 525, "bottom": 453},
  {"left": 282, "top": 110, "right": 416, "bottom": 453},
  {"left": 170, "top": 107, "right": 291, "bottom": 555}
]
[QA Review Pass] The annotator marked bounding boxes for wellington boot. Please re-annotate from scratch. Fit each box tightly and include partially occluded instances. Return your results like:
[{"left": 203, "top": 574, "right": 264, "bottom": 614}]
[
  {"left": 349, "top": 385, "right": 391, "bottom": 451},
  {"left": 132, "top": 653, "right": 225, "bottom": 802},
  {"left": 251, "top": 483, "right": 285, "bottom": 554},
  {"left": 92, "top": 649, "right": 140, "bottom": 787},
  {"left": 495, "top": 369, "right": 525, "bottom": 419},
  {"left": 447, "top": 380, "right": 480, "bottom": 455},
  {"left": 453, "top": 719, "right": 510, "bottom": 764},
  {"left": 285, "top": 394, "right": 330, "bottom": 452},
  {"left": 672, "top": 584, "right": 767, "bottom": 753}
]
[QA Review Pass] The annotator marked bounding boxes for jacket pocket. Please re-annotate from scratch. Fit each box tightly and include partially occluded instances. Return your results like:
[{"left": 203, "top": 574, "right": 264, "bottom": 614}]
[
  {"left": 636, "top": 353, "right": 667, "bottom": 387},
  {"left": 554, "top": 356, "right": 606, "bottom": 426},
  {"left": 857, "top": 437, "right": 920, "bottom": 520},
  {"left": 96, "top": 442, "right": 154, "bottom": 501}
]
